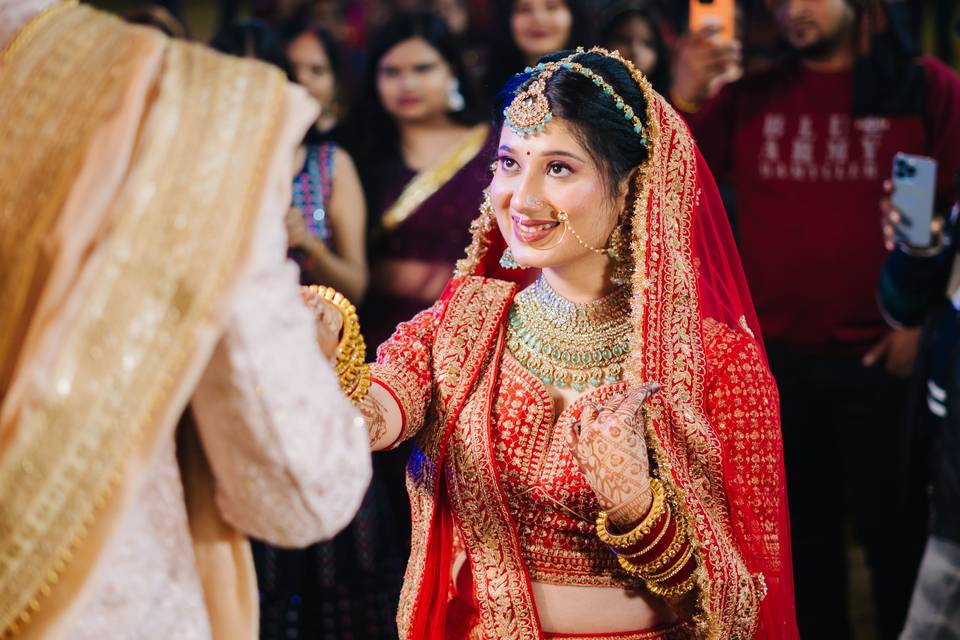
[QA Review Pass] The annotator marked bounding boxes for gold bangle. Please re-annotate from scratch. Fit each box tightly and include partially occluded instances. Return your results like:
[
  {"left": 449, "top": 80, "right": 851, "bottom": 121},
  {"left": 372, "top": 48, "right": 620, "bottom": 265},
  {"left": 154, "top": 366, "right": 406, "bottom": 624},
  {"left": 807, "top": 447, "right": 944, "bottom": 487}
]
[
  {"left": 616, "top": 523, "right": 684, "bottom": 577},
  {"left": 618, "top": 553, "right": 698, "bottom": 600},
  {"left": 620, "top": 508, "right": 672, "bottom": 559},
  {"left": 345, "top": 363, "right": 372, "bottom": 405},
  {"left": 302, "top": 285, "right": 369, "bottom": 403},
  {"left": 596, "top": 478, "right": 666, "bottom": 549},
  {"left": 646, "top": 572, "right": 698, "bottom": 599},
  {"left": 631, "top": 514, "right": 688, "bottom": 574},
  {"left": 669, "top": 87, "right": 702, "bottom": 114},
  {"left": 646, "top": 542, "right": 694, "bottom": 583}
]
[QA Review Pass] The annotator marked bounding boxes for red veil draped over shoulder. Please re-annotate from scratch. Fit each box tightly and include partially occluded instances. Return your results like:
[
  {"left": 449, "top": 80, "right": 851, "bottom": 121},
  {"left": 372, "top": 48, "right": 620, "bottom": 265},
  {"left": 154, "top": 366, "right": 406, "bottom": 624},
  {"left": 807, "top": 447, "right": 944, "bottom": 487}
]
[{"left": 386, "top": 48, "right": 798, "bottom": 640}]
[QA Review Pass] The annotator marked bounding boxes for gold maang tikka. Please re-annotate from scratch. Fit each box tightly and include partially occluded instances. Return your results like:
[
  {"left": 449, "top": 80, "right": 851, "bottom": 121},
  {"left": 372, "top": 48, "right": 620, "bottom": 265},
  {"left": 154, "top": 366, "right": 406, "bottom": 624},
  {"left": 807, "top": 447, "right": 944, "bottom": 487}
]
[{"left": 503, "top": 47, "right": 649, "bottom": 146}]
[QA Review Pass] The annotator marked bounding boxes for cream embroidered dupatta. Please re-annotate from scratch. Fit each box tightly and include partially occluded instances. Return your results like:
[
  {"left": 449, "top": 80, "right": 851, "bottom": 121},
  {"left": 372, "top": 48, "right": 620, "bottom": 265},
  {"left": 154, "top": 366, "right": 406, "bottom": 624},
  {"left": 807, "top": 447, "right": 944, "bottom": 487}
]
[{"left": 0, "top": 6, "right": 290, "bottom": 637}]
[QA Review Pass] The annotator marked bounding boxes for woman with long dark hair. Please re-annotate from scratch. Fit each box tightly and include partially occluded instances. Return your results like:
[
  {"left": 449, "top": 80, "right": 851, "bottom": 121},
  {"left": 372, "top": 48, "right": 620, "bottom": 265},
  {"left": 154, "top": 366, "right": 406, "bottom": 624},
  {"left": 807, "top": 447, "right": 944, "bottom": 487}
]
[
  {"left": 283, "top": 18, "right": 347, "bottom": 137},
  {"left": 483, "top": 0, "right": 590, "bottom": 98},
  {"left": 279, "top": 19, "right": 369, "bottom": 302},
  {"left": 346, "top": 11, "right": 492, "bottom": 351},
  {"left": 600, "top": 0, "right": 671, "bottom": 94}
]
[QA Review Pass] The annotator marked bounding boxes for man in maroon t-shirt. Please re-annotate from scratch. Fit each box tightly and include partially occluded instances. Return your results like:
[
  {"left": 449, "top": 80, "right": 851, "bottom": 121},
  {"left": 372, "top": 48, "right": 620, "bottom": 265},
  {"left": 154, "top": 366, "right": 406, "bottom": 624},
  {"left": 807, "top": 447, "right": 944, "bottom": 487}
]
[{"left": 671, "top": 0, "right": 960, "bottom": 637}]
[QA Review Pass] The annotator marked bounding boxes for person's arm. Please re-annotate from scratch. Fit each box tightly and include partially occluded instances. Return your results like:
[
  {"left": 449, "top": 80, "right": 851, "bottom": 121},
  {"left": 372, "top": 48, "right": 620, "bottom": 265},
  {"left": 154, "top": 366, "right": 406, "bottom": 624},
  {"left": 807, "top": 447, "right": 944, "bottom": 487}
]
[
  {"left": 304, "top": 285, "right": 448, "bottom": 451},
  {"left": 364, "top": 296, "right": 449, "bottom": 450},
  {"left": 879, "top": 67, "right": 960, "bottom": 330},
  {"left": 297, "top": 148, "right": 370, "bottom": 302},
  {"left": 669, "top": 28, "right": 739, "bottom": 180},
  {"left": 190, "top": 84, "right": 371, "bottom": 548},
  {"left": 921, "top": 56, "right": 960, "bottom": 213},
  {"left": 879, "top": 242, "right": 955, "bottom": 328}
]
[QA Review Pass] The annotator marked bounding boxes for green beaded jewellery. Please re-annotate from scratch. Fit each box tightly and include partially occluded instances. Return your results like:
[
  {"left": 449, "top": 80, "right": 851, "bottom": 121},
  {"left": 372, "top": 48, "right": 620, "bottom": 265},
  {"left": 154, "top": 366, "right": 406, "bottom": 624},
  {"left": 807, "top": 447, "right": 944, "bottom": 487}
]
[{"left": 503, "top": 47, "right": 649, "bottom": 146}]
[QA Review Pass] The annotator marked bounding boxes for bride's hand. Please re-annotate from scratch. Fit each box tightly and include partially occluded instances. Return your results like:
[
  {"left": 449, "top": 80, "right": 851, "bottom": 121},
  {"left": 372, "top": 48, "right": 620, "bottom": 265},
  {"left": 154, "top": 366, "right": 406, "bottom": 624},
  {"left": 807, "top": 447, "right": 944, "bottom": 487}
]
[
  {"left": 565, "top": 383, "right": 661, "bottom": 530},
  {"left": 300, "top": 286, "right": 344, "bottom": 362}
]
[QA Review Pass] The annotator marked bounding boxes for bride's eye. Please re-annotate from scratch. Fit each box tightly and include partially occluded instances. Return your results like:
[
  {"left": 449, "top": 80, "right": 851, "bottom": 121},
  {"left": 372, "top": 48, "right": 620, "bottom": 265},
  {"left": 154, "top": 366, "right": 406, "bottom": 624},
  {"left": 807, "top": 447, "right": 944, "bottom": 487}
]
[
  {"left": 547, "top": 161, "right": 572, "bottom": 177},
  {"left": 498, "top": 156, "right": 519, "bottom": 172}
]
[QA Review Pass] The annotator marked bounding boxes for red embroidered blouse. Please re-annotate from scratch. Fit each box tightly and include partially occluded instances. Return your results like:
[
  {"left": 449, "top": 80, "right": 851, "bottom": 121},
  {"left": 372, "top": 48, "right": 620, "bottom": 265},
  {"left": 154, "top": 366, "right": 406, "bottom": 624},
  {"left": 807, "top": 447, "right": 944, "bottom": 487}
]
[{"left": 373, "top": 306, "right": 782, "bottom": 590}]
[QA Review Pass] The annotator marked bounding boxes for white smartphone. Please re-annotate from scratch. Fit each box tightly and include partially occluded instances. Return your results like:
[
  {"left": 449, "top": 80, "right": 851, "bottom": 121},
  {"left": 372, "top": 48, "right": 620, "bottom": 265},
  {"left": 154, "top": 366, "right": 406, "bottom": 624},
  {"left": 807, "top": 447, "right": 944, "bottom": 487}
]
[{"left": 891, "top": 152, "right": 938, "bottom": 247}]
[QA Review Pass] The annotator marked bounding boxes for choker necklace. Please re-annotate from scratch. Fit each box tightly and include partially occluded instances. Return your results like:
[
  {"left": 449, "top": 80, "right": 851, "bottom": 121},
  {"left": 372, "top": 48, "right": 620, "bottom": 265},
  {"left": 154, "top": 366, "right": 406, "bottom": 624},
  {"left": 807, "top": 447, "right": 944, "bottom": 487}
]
[{"left": 506, "top": 277, "right": 631, "bottom": 391}]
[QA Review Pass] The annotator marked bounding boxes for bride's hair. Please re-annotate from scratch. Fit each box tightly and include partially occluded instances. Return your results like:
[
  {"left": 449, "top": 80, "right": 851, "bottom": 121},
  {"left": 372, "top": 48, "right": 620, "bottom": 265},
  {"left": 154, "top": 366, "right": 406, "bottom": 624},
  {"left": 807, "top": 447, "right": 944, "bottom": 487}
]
[{"left": 495, "top": 50, "right": 651, "bottom": 199}]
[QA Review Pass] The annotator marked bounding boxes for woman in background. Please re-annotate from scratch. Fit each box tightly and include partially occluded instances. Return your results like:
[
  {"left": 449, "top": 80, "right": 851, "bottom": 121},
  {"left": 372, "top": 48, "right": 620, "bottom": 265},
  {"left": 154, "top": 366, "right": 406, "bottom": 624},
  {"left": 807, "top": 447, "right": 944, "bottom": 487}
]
[
  {"left": 281, "top": 19, "right": 368, "bottom": 300},
  {"left": 284, "top": 17, "right": 345, "bottom": 137},
  {"left": 484, "top": 0, "right": 590, "bottom": 99},
  {"left": 600, "top": 0, "right": 671, "bottom": 94},
  {"left": 212, "top": 19, "right": 368, "bottom": 301},
  {"left": 347, "top": 12, "right": 491, "bottom": 351}
]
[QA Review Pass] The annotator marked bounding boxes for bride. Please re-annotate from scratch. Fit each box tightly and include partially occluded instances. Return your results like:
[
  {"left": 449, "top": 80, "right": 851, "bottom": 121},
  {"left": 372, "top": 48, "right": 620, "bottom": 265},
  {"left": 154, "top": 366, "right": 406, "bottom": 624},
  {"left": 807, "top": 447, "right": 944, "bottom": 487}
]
[{"left": 318, "top": 47, "right": 798, "bottom": 640}]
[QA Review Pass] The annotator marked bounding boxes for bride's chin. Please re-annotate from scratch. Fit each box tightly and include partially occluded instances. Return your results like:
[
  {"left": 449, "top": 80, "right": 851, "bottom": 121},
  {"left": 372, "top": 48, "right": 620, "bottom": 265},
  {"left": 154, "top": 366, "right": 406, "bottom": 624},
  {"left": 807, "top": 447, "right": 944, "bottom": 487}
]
[{"left": 510, "top": 247, "right": 558, "bottom": 270}]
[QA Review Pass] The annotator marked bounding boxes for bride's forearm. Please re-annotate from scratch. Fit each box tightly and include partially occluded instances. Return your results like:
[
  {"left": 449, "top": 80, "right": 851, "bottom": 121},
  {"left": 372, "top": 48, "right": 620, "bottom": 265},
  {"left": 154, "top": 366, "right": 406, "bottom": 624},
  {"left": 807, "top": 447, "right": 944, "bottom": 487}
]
[{"left": 358, "top": 382, "right": 404, "bottom": 451}]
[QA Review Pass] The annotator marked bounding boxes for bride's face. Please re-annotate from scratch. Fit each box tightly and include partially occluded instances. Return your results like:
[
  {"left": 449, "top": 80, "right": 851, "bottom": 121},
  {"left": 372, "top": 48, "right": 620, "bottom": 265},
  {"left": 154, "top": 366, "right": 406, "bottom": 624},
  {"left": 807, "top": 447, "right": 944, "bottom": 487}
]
[{"left": 489, "top": 119, "right": 625, "bottom": 271}]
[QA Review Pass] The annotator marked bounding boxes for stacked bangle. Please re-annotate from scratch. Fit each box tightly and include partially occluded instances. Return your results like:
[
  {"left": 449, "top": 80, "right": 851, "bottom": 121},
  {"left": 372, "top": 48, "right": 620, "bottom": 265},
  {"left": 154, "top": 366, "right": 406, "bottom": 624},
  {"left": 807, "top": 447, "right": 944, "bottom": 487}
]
[
  {"left": 596, "top": 478, "right": 697, "bottom": 599},
  {"left": 301, "top": 285, "right": 371, "bottom": 404}
]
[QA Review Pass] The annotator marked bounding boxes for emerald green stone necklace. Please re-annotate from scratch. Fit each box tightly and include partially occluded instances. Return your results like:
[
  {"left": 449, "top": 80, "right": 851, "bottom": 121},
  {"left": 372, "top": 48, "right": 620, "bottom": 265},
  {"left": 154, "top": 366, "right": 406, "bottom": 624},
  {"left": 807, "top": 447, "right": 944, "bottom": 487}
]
[{"left": 506, "top": 277, "right": 631, "bottom": 391}]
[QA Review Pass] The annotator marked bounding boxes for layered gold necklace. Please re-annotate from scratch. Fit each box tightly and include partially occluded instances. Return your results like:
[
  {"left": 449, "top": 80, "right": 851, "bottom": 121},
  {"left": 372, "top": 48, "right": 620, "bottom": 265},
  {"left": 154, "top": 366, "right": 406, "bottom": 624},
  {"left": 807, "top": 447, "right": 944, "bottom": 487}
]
[{"left": 506, "top": 277, "right": 631, "bottom": 391}]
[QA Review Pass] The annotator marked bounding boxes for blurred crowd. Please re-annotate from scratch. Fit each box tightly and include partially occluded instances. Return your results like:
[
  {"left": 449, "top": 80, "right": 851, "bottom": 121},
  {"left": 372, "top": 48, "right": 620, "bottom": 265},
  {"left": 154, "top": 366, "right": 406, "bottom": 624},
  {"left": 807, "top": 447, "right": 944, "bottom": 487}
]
[{"left": 115, "top": 1, "right": 960, "bottom": 639}]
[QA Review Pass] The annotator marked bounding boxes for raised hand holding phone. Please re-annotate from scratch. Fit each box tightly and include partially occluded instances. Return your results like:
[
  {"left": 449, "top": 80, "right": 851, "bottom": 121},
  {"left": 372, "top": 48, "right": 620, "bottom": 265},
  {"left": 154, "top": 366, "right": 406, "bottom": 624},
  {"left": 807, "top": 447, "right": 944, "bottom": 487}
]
[
  {"left": 882, "top": 153, "right": 941, "bottom": 252},
  {"left": 671, "top": 1, "right": 741, "bottom": 109}
]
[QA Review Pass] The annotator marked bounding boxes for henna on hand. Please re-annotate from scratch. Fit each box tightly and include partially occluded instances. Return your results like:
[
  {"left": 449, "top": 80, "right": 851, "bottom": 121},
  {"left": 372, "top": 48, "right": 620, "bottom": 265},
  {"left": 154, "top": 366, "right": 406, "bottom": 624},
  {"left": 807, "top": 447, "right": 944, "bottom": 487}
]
[
  {"left": 566, "top": 383, "right": 661, "bottom": 529},
  {"left": 358, "top": 392, "right": 388, "bottom": 450}
]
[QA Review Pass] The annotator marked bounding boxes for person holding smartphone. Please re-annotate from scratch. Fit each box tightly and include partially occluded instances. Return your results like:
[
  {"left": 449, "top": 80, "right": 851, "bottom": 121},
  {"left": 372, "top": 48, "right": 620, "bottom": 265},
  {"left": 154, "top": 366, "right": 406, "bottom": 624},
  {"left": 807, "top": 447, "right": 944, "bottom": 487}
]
[
  {"left": 879, "top": 173, "right": 960, "bottom": 640},
  {"left": 670, "top": 0, "right": 960, "bottom": 637}
]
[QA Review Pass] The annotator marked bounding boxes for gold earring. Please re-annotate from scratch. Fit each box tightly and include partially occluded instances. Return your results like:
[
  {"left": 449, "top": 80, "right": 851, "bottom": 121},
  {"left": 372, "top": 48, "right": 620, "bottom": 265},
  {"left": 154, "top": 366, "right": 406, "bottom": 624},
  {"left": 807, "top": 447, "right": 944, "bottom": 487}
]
[
  {"left": 608, "top": 224, "right": 633, "bottom": 285},
  {"left": 481, "top": 191, "right": 494, "bottom": 216},
  {"left": 500, "top": 247, "right": 528, "bottom": 269}
]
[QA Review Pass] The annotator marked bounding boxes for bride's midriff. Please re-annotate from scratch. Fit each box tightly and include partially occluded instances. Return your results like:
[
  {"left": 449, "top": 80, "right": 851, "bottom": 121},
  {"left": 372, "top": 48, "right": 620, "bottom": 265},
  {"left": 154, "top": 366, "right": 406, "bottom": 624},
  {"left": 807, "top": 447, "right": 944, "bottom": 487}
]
[{"left": 531, "top": 582, "right": 677, "bottom": 633}]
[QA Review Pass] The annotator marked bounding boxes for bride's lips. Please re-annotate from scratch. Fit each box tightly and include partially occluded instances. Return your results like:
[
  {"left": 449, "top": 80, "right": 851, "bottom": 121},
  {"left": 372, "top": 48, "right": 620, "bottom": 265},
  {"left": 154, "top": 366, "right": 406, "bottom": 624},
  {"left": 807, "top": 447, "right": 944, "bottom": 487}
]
[{"left": 512, "top": 214, "right": 560, "bottom": 244}]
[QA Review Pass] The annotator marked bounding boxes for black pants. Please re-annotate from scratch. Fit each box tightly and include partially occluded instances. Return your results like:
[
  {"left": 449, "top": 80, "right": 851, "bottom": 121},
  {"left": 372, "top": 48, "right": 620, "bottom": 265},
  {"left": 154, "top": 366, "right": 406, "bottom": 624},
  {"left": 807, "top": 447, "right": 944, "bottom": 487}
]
[{"left": 768, "top": 344, "right": 927, "bottom": 640}]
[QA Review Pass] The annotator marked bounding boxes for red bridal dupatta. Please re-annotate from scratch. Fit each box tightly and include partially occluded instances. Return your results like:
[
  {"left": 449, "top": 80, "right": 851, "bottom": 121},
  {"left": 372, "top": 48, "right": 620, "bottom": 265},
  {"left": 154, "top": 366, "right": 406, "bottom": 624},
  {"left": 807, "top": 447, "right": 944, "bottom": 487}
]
[{"left": 374, "top": 50, "right": 797, "bottom": 640}]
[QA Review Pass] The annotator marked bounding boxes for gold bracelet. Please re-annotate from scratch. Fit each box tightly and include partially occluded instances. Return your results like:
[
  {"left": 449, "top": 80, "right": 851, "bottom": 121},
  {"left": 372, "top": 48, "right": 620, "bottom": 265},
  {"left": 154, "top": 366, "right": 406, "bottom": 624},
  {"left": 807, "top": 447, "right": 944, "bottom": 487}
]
[
  {"left": 669, "top": 87, "right": 702, "bottom": 114},
  {"left": 618, "top": 553, "right": 698, "bottom": 600},
  {"left": 646, "top": 572, "right": 698, "bottom": 599},
  {"left": 632, "top": 514, "right": 688, "bottom": 574},
  {"left": 302, "top": 285, "right": 369, "bottom": 404},
  {"left": 596, "top": 478, "right": 666, "bottom": 549},
  {"left": 345, "top": 363, "right": 372, "bottom": 405},
  {"left": 646, "top": 542, "right": 694, "bottom": 583},
  {"left": 620, "top": 508, "right": 672, "bottom": 559}
]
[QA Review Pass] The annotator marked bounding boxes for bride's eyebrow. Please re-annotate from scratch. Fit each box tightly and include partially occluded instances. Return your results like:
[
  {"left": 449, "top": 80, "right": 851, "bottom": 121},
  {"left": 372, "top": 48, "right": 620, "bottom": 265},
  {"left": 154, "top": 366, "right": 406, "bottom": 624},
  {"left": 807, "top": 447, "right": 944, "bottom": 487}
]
[{"left": 497, "top": 145, "right": 585, "bottom": 162}]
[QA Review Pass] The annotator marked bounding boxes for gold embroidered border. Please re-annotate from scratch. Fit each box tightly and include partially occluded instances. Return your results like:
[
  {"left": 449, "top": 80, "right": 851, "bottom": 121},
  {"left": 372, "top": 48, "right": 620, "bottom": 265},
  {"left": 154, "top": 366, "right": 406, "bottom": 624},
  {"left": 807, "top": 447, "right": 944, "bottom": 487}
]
[
  {"left": 0, "top": 5, "right": 141, "bottom": 395},
  {"left": 625, "top": 88, "right": 761, "bottom": 639},
  {"left": 397, "top": 277, "right": 516, "bottom": 638},
  {"left": 0, "top": 14, "right": 286, "bottom": 635},
  {"left": 446, "top": 324, "right": 541, "bottom": 639}
]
